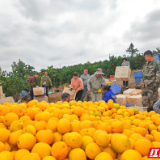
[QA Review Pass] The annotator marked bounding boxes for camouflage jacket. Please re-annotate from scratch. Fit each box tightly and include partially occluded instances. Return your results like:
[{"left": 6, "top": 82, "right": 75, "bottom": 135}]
[
  {"left": 142, "top": 59, "right": 160, "bottom": 86},
  {"left": 40, "top": 75, "right": 52, "bottom": 87}
]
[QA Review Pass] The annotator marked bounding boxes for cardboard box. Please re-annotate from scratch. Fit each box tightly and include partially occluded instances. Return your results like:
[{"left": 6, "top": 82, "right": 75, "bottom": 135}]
[
  {"left": 116, "top": 94, "right": 127, "bottom": 105},
  {"left": 33, "top": 87, "right": 46, "bottom": 96},
  {"left": 123, "top": 89, "right": 136, "bottom": 95},
  {"left": 115, "top": 66, "right": 131, "bottom": 81},
  {"left": 126, "top": 95, "right": 142, "bottom": 107}
]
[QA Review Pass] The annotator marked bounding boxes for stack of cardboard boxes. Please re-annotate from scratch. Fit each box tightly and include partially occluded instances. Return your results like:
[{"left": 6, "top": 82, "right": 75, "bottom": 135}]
[{"left": 0, "top": 86, "right": 14, "bottom": 104}]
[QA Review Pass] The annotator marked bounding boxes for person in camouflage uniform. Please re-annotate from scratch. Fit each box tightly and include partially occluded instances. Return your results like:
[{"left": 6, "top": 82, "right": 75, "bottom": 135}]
[
  {"left": 142, "top": 50, "right": 160, "bottom": 109},
  {"left": 40, "top": 71, "right": 52, "bottom": 96}
]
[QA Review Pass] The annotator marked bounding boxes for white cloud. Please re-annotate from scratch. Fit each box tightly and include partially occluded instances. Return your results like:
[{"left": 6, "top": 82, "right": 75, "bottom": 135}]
[{"left": 0, "top": 0, "right": 160, "bottom": 72}]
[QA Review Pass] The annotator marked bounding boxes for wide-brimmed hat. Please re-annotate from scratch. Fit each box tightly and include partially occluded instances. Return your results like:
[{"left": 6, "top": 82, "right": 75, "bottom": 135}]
[{"left": 95, "top": 68, "right": 104, "bottom": 75}]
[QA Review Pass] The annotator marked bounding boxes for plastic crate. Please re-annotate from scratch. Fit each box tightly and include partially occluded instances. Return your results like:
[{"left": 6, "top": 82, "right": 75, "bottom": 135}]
[
  {"left": 110, "top": 83, "right": 122, "bottom": 94},
  {"left": 134, "top": 77, "right": 142, "bottom": 83},
  {"left": 133, "top": 71, "right": 142, "bottom": 77}
]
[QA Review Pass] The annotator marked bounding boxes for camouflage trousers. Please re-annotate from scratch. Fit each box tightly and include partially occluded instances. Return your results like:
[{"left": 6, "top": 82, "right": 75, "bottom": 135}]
[{"left": 142, "top": 86, "right": 158, "bottom": 107}]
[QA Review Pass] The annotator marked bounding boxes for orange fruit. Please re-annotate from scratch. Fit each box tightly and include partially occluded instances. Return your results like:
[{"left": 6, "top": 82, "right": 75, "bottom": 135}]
[
  {"left": 66, "top": 132, "right": 82, "bottom": 149},
  {"left": 95, "top": 132, "right": 110, "bottom": 148},
  {"left": 134, "top": 127, "right": 147, "bottom": 136},
  {"left": 69, "top": 148, "right": 86, "bottom": 160},
  {"left": 0, "top": 142, "right": 5, "bottom": 152},
  {"left": 0, "top": 123, "right": 7, "bottom": 129},
  {"left": 51, "top": 141, "right": 69, "bottom": 160},
  {"left": 73, "top": 107, "right": 84, "bottom": 117},
  {"left": 21, "top": 153, "right": 40, "bottom": 160},
  {"left": 85, "top": 142, "right": 101, "bottom": 159},
  {"left": 36, "top": 129, "right": 54, "bottom": 145},
  {"left": 27, "top": 100, "right": 38, "bottom": 107},
  {"left": 94, "top": 152, "right": 113, "bottom": 160},
  {"left": 19, "top": 116, "right": 31, "bottom": 123},
  {"left": 0, "top": 151, "right": 13, "bottom": 160},
  {"left": 23, "top": 125, "right": 36, "bottom": 136},
  {"left": 51, "top": 109, "right": 64, "bottom": 119},
  {"left": 81, "top": 136, "right": 94, "bottom": 150},
  {"left": 43, "top": 156, "right": 56, "bottom": 160},
  {"left": 4, "top": 142, "right": 11, "bottom": 152},
  {"left": 96, "top": 122, "right": 109, "bottom": 132},
  {"left": 57, "top": 118, "right": 71, "bottom": 134},
  {"left": 121, "top": 149, "right": 142, "bottom": 160},
  {"left": 111, "top": 121, "right": 123, "bottom": 133},
  {"left": 25, "top": 108, "right": 37, "bottom": 120},
  {"left": 46, "top": 120, "right": 57, "bottom": 132},
  {"left": 152, "top": 141, "right": 160, "bottom": 148},
  {"left": 9, "top": 130, "right": 23, "bottom": 146},
  {"left": 4, "top": 113, "right": 19, "bottom": 127},
  {"left": 31, "top": 142, "right": 51, "bottom": 159},
  {"left": 53, "top": 132, "right": 63, "bottom": 143},
  {"left": 122, "top": 129, "right": 134, "bottom": 138},
  {"left": 80, "top": 120, "right": 93, "bottom": 129},
  {"left": 0, "top": 105, "right": 10, "bottom": 116},
  {"left": 15, "top": 149, "right": 30, "bottom": 160},
  {"left": 71, "top": 121, "right": 81, "bottom": 132},
  {"left": 23, "top": 120, "right": 35, "bottom": 128},
  {"left": 111, "top": 134, "right": 131, "bottom": 154},
  {"left": 10, "top": 106, "right": 25, "bottom": 118},
  {"left": 135, "top": 139, "right": 153, "bottom": 156},
  {"left": 149, "top": 124, "right": 157, "bottom": 132},
  {"left": 129, "top": 138, "right": 135, "bottom": 149},
  {"left": 35, "top": 121, "right": 47, "bottom": 132},
  {"left": 0, "top": 128, "right": 10, "bottom": 143},
  {"left": 17, "top": 133, "right": 36, "bottom": 150},
  {"left": 10, "top": 120, "right": 23, "bottom": 132},
  {"left": 103, "top": 146, "right": 117, "bottom": 159},
  {"left": 39, "top": 112, "right": 51, "bottom": 122},
  {"left": 130, "top": 133, "right": 142, "bottom": 141}
]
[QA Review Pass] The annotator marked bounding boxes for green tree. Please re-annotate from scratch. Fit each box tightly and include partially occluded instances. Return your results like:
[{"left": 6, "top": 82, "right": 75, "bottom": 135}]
[{"left": 126, "top": 43, "right": 139, "bottom": 57}]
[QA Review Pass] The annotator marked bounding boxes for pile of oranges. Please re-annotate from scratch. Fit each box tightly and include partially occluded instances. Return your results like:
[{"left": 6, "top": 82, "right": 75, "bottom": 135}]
[{"left": 0, "top": 99, "right": 160, "bottom": 160}]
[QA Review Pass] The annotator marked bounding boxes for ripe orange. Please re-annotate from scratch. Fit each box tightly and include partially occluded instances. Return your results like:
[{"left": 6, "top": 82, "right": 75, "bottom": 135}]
[
  {"left": 85, "top": 142, "right": 101, "bottom": 159},
  {"left": 36, "top": 129, "right": 54, "bottom": 145},
  {"left": 66, "top": 132, "right": 82, "bottom": 149},
  {"left": 0, "top": 142, "right": 5, "bottom": 152},
  {"left": 0, "top": 151, "right": 13, "bottom": 160},
  {"left": 69, "top": 148, "right": 86, "bottom": 160},
  {"left": 21, "top": 153, "right": 40, "bottom": 160},
  {"left": 94, "top": 152, "right": 113, "bottom": 160},
  {"left": 9, "top": 130, "right": 23, "bottom": 146},
  {"left": 111, "top": 134, "right": 131, "bottom": 153},
  {"left": 34, "top": 121, "right": 47, "bottom": 132},
  {"left": 4, "top": 113, "right": 19, "bottom": 127},
  {"left": 121, "top": 149, "right": 142, "bottom": 160},
  {"left": 17, "top": 133, "right": 36, "bottom": 150},
  {"left": 46, "top": 120, "right": 57, "bottom": 132},
  {"left": 0, "top": 128, "right": 10, "bottom": 143},
  {"left": 51, "top": 141, "right": 69, "bottom": 160},
  {"left": 135, "top": 139, "right": 153, "bottom": 156},
  {"left": 10, "top": 120, "right": 23, "bottom": 132},
  {"left": 15, "top": 149, "right": 30, "bottom": 160},
  {"left": 57, "top": 118, "right": 71, "bottom": 134},
  {"left": 111, "top": 121, "right": 123, "bottom": 133},
  {"left": 81, "top": 136, "right": 94, "bottom": 150},
  {"left": 32, "top": 142, "right": 51, "bottom": 159}
]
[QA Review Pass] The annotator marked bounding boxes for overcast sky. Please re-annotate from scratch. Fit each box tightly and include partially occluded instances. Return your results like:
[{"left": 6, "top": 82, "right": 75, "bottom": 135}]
[{"left": 0, "top": 0, "right": 160, "bottom": 72}]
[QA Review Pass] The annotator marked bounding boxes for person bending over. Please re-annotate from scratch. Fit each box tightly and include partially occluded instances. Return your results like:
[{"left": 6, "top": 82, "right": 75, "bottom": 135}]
[{"left": 102, "top": 85, "right": 116, "bottom": 103}]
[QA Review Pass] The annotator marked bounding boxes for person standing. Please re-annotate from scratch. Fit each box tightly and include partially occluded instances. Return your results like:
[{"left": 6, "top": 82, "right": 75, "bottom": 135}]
[
  {"left": 80, "top": 69, "right": 90, "bottom": 101},
  {"left": 40, "top": 71, "right": 52, "bottom": 96},
  {"left": 29, "top": 72, "right": 40, "bottom": 99},
  {"left": 87, "top": 68, "right": 105, "bottom": 102},
  {"left": 121, "top": 58, "right": 130, "bottom": 88},
  {"left": 70, "top": 72, "right": 84, "bottom": 101},
  {"left": 142, "top": 50, "right": 160, "bottom": 109}
]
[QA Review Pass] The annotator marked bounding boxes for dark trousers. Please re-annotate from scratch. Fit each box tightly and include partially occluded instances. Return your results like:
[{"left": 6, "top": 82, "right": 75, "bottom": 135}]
[
  {"left": 42, "top": 85, "right": 49, "bottom": 96},
  {"left": 75, "top": 90, "right": 83, "bottom": 101},
  {"left": 123, "top": 81, "right": 128, "bottom": 87},
  {"left": 30, "top": 87, "right": 34, "bottom": 100}
]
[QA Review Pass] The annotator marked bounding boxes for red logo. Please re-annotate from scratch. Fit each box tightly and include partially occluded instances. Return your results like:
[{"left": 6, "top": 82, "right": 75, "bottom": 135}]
[{"left": 148, "top": 148, "right": 160, "bottom": 158}]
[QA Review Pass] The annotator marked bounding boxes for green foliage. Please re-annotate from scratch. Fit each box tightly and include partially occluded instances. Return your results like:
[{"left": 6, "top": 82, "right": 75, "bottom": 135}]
[{"left": 126, "top": 43, "right": 139, "bottom": 57}]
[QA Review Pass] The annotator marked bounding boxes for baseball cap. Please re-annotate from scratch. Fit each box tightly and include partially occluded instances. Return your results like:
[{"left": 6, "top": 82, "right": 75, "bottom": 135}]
[
  {"left": 95, "top": 68, "right": 104, "bottom": 75},
  {"left": 61, "top": 93, "right": 70, "bottom": 101}
]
